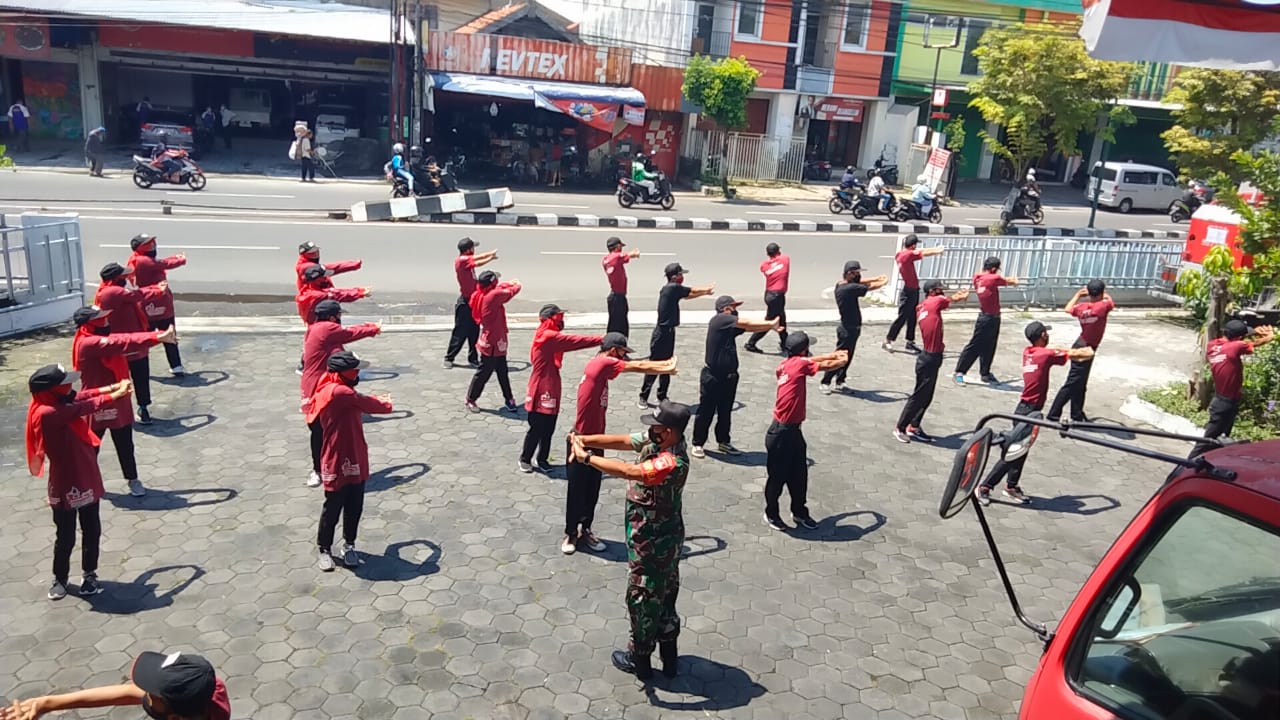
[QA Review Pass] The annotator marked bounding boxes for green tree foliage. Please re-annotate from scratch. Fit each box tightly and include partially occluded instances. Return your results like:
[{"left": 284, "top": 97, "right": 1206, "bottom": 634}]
[
  {"left": 966, "top": 21, "right": 1134, "bottom": 179},
  {"left": 0, "top": 144, "right": 13, "bottom": 168},
  {"left": 1161, "top": 70, "right": 1280, "bottom": 182},
  {"left": 1213, "top": 144, "right": 1280, "bottom": 271},
  {"left": 682, "top": 55, "right": 760, "bottom": 194},
  {"left": 1175, "top": 245, "right": 1261, "bottom": 328}
]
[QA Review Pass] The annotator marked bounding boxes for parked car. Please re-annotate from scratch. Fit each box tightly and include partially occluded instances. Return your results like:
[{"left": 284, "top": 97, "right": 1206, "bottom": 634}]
[
  {"left": 1085, "top": 161, "right": 1182, "bottom": 213},
  {"left": 314, "top": 107, "right": 360, "bottom": 146},
  {"left": 229, "top": 87, "right": 272, "bottom": 128},
  {"left": 139, "top": 109, "right": 196, "bottom": 154}
]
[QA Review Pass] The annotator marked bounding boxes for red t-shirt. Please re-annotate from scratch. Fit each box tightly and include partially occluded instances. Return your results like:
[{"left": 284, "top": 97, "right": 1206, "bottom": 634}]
[
  {"left": 525, "top": 331, "right": 603, "bottom": 414},
  {"left": 300, "top": 321, "right": 380, "bottom": 400},
  {"left": 455, "top": 255, "right": 477, "bottom": 296},
  {"left": 294, "top": 257, "right": 362, "bottom": 291},
  {"left": 295, "top": 286, "right": 364, "bottom": 325},
  {"left": 761, "top": 254, "right": 791, "bottom": 293},
  {"left": 127, "top": 252, "right": 186, "bottom": 321},
  {"left": 1070, "top": 298, "right": 1115, "bottom": 349},
  {"left": 94, "top": 284, "right": 161, "bottom": 358},
  {"left": 1207, "top": 338, "right": 1254, "bottom": 401},
  {"left": 896, "top": 249, "right": 924, "bottom": 290},
  {"left": 574, "top": 355, "right": 626, "bottom": 433},
  {"left": 1020, "top": 345, "right": 1069, "bottom": 408},
  {"left": 973, "top": 272, "right": 1008, "bottom": 315},
  {"left": 475, "top": 282, "right": 520, "bottom": 356},
  {"left": 917, "top": 294, "right": 951, "bottom": 354},
  {"left": 773, "top": 356, "right": 818, "bottom": 424},
  {"left": 74, "top": 331, "right": 159, "bottom": 430},
  {"left": 208, "top": 678, "right": 232, "bottom": 720},
  {"left": 318, "top": 385, "right": 393, "bottom": 491},
  {"left": 602, "top": 251, "right": 630, "bottom": 294},
  {"left": 33, "top": 390, "right": 112, "bottom": 508}
]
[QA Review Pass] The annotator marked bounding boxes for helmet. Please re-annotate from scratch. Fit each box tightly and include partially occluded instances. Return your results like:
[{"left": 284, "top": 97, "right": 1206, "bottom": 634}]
[
  {"left": 635, "top": 152, "right": 646, "bottom": 160},
  {"left": 1027, "top": 168, "right": 1036, "bottom": 178},
  {"left": 409, "top": 145, "right": 423, "bottom": 157},
  {"left": 392, "top": 142, "right": 405, "bottom": 154},
  {"left": 845, "top": 166, "right": 854, "bottom": 174},
  {"left": 869, "top": 169, "right": 879, "bottom": 178}
]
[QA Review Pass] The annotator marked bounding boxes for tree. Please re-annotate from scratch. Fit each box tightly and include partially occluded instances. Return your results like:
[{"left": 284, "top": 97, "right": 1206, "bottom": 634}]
[
  {"left": 1215, "top": 145, "right": 1280, "bottom": 266},
  {"left": 967, "top": 20, "right": 1134, "bottom": 180},
  {"left": 0, "top": 144, "right": 12, "bottom": 168},
  {"left": 1161, "top": 69, "right": 1280, "bottom": 182},
  {"left": 682, "top": 55, "right": 760, "bottom": 195}
]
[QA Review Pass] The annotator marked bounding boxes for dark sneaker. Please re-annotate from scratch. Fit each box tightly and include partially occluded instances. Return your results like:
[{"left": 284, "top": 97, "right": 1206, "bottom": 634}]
[
  {"left": 981, "top": 374, "right": 1000, "bottom": 385},
  {"left": 78, "top": 574, "right": 104, "bottom": 596},
  {"left": 503, "top": 399, "right": 519, "bottom": 413},
  {"left": 905, "top": 341, "right": 922, "bottom": 354},
  {"left": 792, "top": 515, "right": 818, "bottom": 530},
  {"left": 762, "top": 514, "right": 790, "bottom": 532},
  {"left": 136, "top": 406, "right": 152, "bottom": 425},
  {"left": 317, "top": 551, "right": 336, "bottom": 572},
  {"left": 468, "top": 359, "right": 482, "bottom": 369},
  {"left": 341, "top": 544, "right": 363, "bottom": 567},
  {"left": 611, "top": 650, "right": 653, "bottom": 680},
  {"left": 976, "top": 486, "right": 992, "bottom": 506},
  {"left": 578, "top": 530, "right": 606, "bottom": 553},
  {"left": 716, "top": 443, "right": 741, "bottom": 455},
  {"left": 743, "top": 344, "right": 763, "bottom": 354},
  {"left": 127, "top": 478, "right": 147, "bottom": 497},
  {"left": 1071, "top": 414, "right": 1092, "bottom": 423},
  {"left": 441, "top": 359, "right": 454, "bottom": 369},
  {"left": 295, "top": 361, "right": 304, "bottom": 376},
  {"left": 48, "top": 580, "right": 68, "bottom": 601},
  {"left": 906, "top": 427, "right": 934, "bottom": 443},
  {"left": 1004, "top": 487, "right": 1031, "bottom": 505}
]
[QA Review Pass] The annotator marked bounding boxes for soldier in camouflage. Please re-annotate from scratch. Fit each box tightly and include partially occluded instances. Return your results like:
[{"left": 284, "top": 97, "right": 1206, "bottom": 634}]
[{"left": 569, "top": 399, "right": 692, "bottom": 681}]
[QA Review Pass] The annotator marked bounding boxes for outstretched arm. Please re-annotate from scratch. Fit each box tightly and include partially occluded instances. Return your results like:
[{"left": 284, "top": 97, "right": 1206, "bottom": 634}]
[
  {"left": 0, "top": 683, "right": 145, "bottom": 718},
  {"left": 812, "top": 350, "right": 849, "bottom": 371},
  {"left": 570, "top": 432, "right": 635, "bottom": 453},
  {"left": 620, "top": 357, "right": 677, "bottom": 375},
  {"left": 474, "top": 250, "right": 499, "bottom": 267},
  {"left": 1064, "top": 346, "right": 1095, "bottom": 361},
  {"left": 921, "top": 247, "right": 945, "bottom": 257},
  {"left": 736, "top": 317, "right": 780, "bottom": 333},
  {"left": 686, "top": 284, "right": 716, "bottom": 299},
  {"left": 1251, "top": 325, "right": 1275, "bottom": 348},
  {"left": 863, "top": 274, "right": 889, "bottom": 291}
]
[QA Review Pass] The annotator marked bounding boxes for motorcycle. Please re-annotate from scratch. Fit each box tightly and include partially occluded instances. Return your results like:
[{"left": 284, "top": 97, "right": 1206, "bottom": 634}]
[
  {"left": 617, "top": 171, "right": 675, "bottom": 210},
  {"left": 870, "top": 156, "right": 899, "bottom": 187},
  {"left": 391, "top": 163, "right": 459, "bottom": 198},
  {"left": 804, "top": 159, "right": 832, "bottom": 181},
  {"left": 894, "top": 198, "right": 943, "bottom": 224},
  {"left": 1000, "top": 187, "right": 1044, "bottom": 225},
  {"left": 132, "top": 153, "right": 206, "bottom": 191},
  {"left": 849, "top": 189, "right": 897, "bottom": 219},
  {"left": 828, "top": 179, "right": 864, "bottom": 214},
  {"left": 1168, "top": 180, "right": 1214, "bottom": 223}
]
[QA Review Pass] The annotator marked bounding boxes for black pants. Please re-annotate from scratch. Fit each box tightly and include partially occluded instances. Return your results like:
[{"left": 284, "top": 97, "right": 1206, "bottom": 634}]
[
  {"left": 468, "top": 355, "right": 513, "bottom": 403},
  {"left": 308, "top": 420, "right": 324, "bottom": 474},
  {"left": 1047, "top": 338, "right": 1094, "bottom": 421},
  {"left": 821, "top": 324, "right": 861, "bottom": 386},
  {"left": 897, "top": 350, "right": 943, "bottom": 431},
  {"left": 317, "top": 482, "right": 365, "bottom": 551},
  {"left": 128, "top": 355, "right": 152, "bottom": 408},
  {"left": 148, "top": 318, "right": 182, "bottom": 370},
  {"left": 640, "top": 327, "right": 676, "bottom": 401},
  {"left": 87, "top": 153, "right": 103, "bottom": 176},
  {"left": 764, "top": 421, "right": 809, "bottom": 520},
  {"left": 692, "top": 368, "right": 739, "bottom": 447},
  {"left": 1191, "top": 395, "right": 1241, "bottom": 459},
  {"left": 565, "top": 444, "right": 603, "bottom": 536},
  {"left": 52, "top": 502, "right": 101, "bottom": 584},
  {"left": 955, "top": 313, "right": 1002, "bottom": 377},
  {"left": 300, "top": 157, "right": 316, "bottom": 181},
  {"left": 886, "top": 287, "right": 920, "bottom": 343},
  {"left": 521, "top": 411, "right": 557, "bottom": 466},
  {"left": 606, "top": 292, "right": 629, "bottom": 336},
  {"left": 92, "top": 425, "right": 137, "bottom": 481},
  {"left": 445, "top": 296, "right": 479, "bottom": 365},
  {"left": 981, "top": 401, "right": 1038, "bottom": 491},
  {"left": 747, "top": 291, "right": 787, "bottom": 349},
  {"left": 221, "top": 124, "right": 232, "bottom": 149}
]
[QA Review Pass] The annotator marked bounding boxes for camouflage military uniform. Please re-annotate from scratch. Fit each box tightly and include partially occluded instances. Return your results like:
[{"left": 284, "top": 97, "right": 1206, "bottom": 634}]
[{"left": 624, "top": 432, "right": 689, "bottom": 655}]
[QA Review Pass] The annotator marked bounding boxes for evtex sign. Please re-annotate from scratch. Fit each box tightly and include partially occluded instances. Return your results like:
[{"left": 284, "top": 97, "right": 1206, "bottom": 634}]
[
  {"left": 426, "top": 31, "right": 632, "bottom": 85},
  {"left": 494, "top": 48, "right": 567, "bottom": 79}
]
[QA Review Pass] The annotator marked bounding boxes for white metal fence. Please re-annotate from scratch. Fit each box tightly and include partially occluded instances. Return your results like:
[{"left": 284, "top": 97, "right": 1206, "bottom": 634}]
[
  {"left": 1, "top": 213, "right": 85, "bottom": 337},
  {"left": 691, "top": 130, "right": 806, "bottom": 183}
]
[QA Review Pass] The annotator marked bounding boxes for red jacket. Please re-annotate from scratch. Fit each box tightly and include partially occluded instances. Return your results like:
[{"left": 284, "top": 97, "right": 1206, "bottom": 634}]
[
  {"left": 524, "top": 328, "right": 601, "bottom": 414},
  {"left": 72, "top": 329, "right": 159, "bottom": 430},
  {"left": 296, "top": 286, "right": 365, "bottom": 325},
  {"left": 94, "top": 284, "right": 164, "bottom": 359},
  {"left": 295, "top": 257, "right": 362, "bottom": 291},
  {"left": 473, "top": 282, "right": 520, "bottom": 356},
  {"left": 300, "top": 320, "right": 380, "bottom": 400},
  {"left": 127, "top": 252, "right": 186, "bottom": 320},
  {"left": 313, "top": 381, "right": 393, "bottom": 491},
  {"left": 29, "top": 390, "right": 112, "bottom": 508}
]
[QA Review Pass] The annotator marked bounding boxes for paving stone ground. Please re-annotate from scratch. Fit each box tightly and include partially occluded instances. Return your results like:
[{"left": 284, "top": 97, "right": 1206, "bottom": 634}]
[{"left": 0, "top": 314, "right": 1199, "bottom": 719}]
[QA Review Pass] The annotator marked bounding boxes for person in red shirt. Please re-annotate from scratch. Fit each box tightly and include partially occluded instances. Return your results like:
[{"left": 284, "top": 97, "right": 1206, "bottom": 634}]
[
  {"left": 564, "top": 333, "right": 677, "bottom": 555},
  {"left": 305, "top": 351, "right": 394, "bottom": 571},
  {"left": 126, "top": 233, "right": 188, "bottom": 376},
  {"left": 465, "top": 270, "right": 522, "bottom": 412},
  {"left": 520, "top": 304, "right": 603, "bottom": 474},
  {"left": 24, "top": 364, "right": 132, "bottom": 600},
  {"left": 954, "top": 256, "right": 1020, "bottom": 385},
  {"left": 745, "top": 243, "right": 791, "bottom": 353},
  {"left": 894, "top": 281, "right": 970, "bottom": 442},
  {"left": 296, "top": 264, "right": 371, "bottom": 325},
  {"left": 763, "top": 332, "right": 848, "bottom": 532},
  {"left": 977, "top": 322, "right": 1093, "bottom": 506},
  {"left": 71, "top": 305, "right": 176, "bottom": 498},
  {"left": 300, "top": 299, "right": 382, "bottom": 488},
  {"left": 295, "top": 241, "right": 361, "bottom": 291},
  {"left": 1047, "top": 279, "right": 1116, "bottom": 422},
  {"left": 1191, "top": 319, "right": 1275, "bottom": 458},
  {"left": 445, "top": 237, "right": 499, "bottom": 369},
  {"left": 95, "top": 262, "right": 167, "bottom": 425},
  {"left": 882, "top": 234, "right": 945, "bottom": 353},
  {"left": 602, "top": 236, "right": 641, "bottom": 336}
]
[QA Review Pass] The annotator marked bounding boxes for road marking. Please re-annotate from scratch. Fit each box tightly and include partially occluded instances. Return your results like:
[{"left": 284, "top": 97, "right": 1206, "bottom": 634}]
[
  {"left": 520, "top": 203, "right": 591, "bottom": 209},
  {"left": 745, "top": 211, "right": 826, "bottom": 217},
  {"left": 540, "top": 250, "right": 678, "bottom": 256},
  {"left": 165, "top": 192, "right": 295, "bottom": 199},
  {"left": 99, "top": 243, "right": 280, "bottom": 251}
]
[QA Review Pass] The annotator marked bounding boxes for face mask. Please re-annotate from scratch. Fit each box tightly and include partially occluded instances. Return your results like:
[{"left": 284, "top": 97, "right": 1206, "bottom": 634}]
[
  {"left": 341, "top": 371, "right": 360, "bottom": 388},
  {"left": 62, "top": 388, "right": 78, "bottom": 403},
  {"left": 647, "top": 427, "right": 664, "bottom": 445},
  {"left": 141, "top": 695, "right": 167, "bottom": 720},
  {"left": 555, "top": 317, "right": 565, "bottom": 331},
  {"left": 110, "top": 278, "right": 127, "bottom": 287},
  {"left": 142, "top": 250, "right": 158, "bottom": 259},
  {"left": 92, "top": 324, "right": 110, "bottom": 336}
]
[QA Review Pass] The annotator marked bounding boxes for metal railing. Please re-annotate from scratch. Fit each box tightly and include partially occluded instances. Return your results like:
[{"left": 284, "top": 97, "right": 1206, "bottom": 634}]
[
  {"left": 1, "top": 213, "right": 85, "bottom": 337},
  {"left": 690, "top": 31, "right": 731, "bottom": 59},
  {"left": 695, "top": 130, "right": 807, "bottom": 183}
]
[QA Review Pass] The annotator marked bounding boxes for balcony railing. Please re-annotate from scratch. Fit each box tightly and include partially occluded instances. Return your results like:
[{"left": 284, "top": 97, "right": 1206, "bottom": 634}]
[
  {"left": 795, "top": 65, "right": 834, "bottom": 95},
  {"left": 690, "top": 30, "right": 731, "bottom": 59}
]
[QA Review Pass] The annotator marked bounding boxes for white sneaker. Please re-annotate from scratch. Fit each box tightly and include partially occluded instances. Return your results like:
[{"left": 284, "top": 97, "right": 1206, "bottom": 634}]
[
  {"left": 881, "top": 340, "right": 893, "bottom": 352},
  {"left": 560, "top": 535, "right": 577, "bottom": 555},
  {"left": 690, "top": 445, "right": 706, "bottom": 459},
  {"left": 170, "top": 365, "right": 186, "bottom": 377},
  {"left": 306, "top": 471, "right": 321, "bottom": 488},
  {"left": 517, "top": 460, "right": 534, "bottom": 473},
  {"left": 442, "top": 359, "right": 453, "bottom": 369},
  {"left": 819, "top": 383, "right": 833, "bottom": 395}
]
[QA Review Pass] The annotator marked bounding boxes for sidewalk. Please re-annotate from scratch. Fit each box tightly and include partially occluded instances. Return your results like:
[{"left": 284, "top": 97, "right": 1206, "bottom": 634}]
[{"left": 951, "top": 181, "right": 1088, "bottom": 208}]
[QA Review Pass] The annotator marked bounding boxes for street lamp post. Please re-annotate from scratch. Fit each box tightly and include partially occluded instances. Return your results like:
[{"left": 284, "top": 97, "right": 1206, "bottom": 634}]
[{"left": 1088, "top": 100, "right": 1117, "bottom": 230}]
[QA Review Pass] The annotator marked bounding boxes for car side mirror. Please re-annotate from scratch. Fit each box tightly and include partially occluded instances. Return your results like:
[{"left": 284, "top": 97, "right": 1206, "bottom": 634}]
[
  {"left": 939, "top": 427, "right": 994, "bottom": 519},
  {"left": 1096, "top": 577, "right": 1141, "bottom": 640}
]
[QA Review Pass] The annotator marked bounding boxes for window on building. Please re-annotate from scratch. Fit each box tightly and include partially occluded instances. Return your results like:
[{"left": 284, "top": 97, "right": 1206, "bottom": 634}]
[
  {"left": 961, "top": 19, "right": 990, "bottom": 76},
  {"left": 736, "top": 1, "right": 762, "bottom": 38},
  {"left": 841, "top": 2, "right": 871, "bottom": 51}
]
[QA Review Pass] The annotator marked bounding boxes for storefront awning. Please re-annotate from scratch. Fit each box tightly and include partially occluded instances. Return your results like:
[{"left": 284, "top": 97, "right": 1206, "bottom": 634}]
[{"left": 428, "top": 72, "right": 645, "bottom": 107}]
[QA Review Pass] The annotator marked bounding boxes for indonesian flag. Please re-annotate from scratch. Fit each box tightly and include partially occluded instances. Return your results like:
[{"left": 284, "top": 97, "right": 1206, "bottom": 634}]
[{"left": 1081, "top": 0, "right": 1280, "bottom": 70}]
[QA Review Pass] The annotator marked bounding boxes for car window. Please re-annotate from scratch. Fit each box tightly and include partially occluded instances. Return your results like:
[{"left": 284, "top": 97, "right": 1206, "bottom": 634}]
[
  {"left": 1093, "top": 167, "right": 1117, "bottom": 182},
  {"left": 1071, "top": 504, "right": 1280, "bottom": 720},
  {"left": 1161, "top": 173, "right": 1177, "bottom": 186},
  {"left": 1123, "top": 171, "right": 1155, "bottom": 185}
]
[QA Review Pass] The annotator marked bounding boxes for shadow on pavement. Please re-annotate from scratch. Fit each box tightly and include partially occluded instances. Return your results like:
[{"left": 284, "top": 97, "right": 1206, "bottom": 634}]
[
  {"left": 363, "top": 409, "right": 415, "bottom": 424},
  {"left": 153, "top": 370, "right": 229, "bottom": 388},
  {"left": 81, "top": 564, "right": 204, "bottom": 615},
  {"left": 709, "top": 450, "right": 766, "bottom": 468},
  {"left": 355, "top": 539, "right": 441, "bottom": 582},
  {"left": 680, "top": 535, "right": 727, "bottom": 560},
  {"left": 135, "top": 413, "right": 216, "bottom": 438},
  {"left": 104, "top": 487, "right": 238, "bottom": 511},
  {"left": 927, "top": 432, "right": 971, "bottom": 451},
  {"left": 644, "top": 658, "right": 767, "bottom": 711},
  {"left": 844, "top": 388, "right": 908, "bottom": 403},
  {"left": 800, "top": 510, "right": 887, "bottom": 543},
  {"left": 367, "top": 463, "right": 430, "bottom": 493},
  {"left": 359, "top": 369, "right": 399, "bottom": 383},
  {"left": 1069, "top": 418, "right": 1138, "bottom": 441},
  {"left": 1011, "top": 493, "right": 1122, "bottom": 516}
]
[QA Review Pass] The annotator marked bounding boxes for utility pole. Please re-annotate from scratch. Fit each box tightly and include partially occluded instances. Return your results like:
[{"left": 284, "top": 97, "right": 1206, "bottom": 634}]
[
  {"left": 412, "top": 1, "right": 423, "bottom": 145},
  {"left": 922, "top": 16, "right": 961, "bottom": 142},
  {"left": 1088, "top": 103, "right": 1115, "bottom": 229}
]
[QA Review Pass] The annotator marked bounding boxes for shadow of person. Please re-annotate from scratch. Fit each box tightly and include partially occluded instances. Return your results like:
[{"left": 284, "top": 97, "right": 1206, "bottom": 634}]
[
  {"left": 643, "top": 658, "right": 766, "bottom": 711},
  {"left": 103, "top": 487, "right": 237, "bottom": 511},
  {"left": 354, "top": 539, "right": 441, "bottom": 582},
  {"left": 367, "top": 463, "right": 430, "bottom": 493},
  {"left": 680, "top": 535, "right": 726, "bottom": 560},
  {"left": 1068, "top": 418, "right": 1138, "bottom": 441},
  {"left": 81, "top": 564, "right": 204, "bottom": 615},
  {"left": 505, "top": 360, "right": 531, "bottom": 374},
  {"left": 363, "top": 410, "right": 415, "bottom": 424},
  {"left": 843, "top": 388, "right": 908, "bottom": 403},
  {"left": 153, "top": 370, "right": 229, "bottom": 388},
  {"left": 358, "top": 370, "right": 400, "bottom": 383},
  {"left": 927, "top": 431, "right": 971, "bottom": 451},
  {"left": 713, "top": 450, "right": 767, "bottom": 468},
  {"left": 1008, "top": 493, "right": 1121, "bottom": 516},
  {"left": 134, "top": 413, "right": 215, "bottom": 438},
  {"left": 802, "top": 510, "right": 887, "bottom": 542}
]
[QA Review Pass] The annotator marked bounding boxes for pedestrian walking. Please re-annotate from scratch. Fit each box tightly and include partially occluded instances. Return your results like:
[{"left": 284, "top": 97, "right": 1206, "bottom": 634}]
[
  {"left": 7, "top": 98, "right": 30, "bottom": 151},
  {"left": 894, "top": 281, "right": 970, "bottom": 443},
  {"left": 306, "top": 351, "right": 394, "bottom": 571},
  {"left": 819, "top": 261, "right": 888, "bottom": 394},
  {"left": 465, "top": 271, "right": 521, "bottom": 412},
  {"left": 690, "top": 295, "right": 779, "bottom": 459},
  {"left": 564, "top": 333, "right": 677, "bottom": 555},
  {"left": 24, "top": 364, "right": 132, "bottom": 600},
  {"left": 94, "top": 263, "right": 165, "bottom": 425},
  {"left": 301, "top": 299, "right": 381, "bottom": 488},
  {"left": 954, "top": 256, "right": 1019, "bottom": 385},
  {"left": 84, "top": 126, "right": 106, "bottom": 177},
  {"left": 296, "top": 264, "right": 371, "bottom": 325},
  {"left": 520, "top": 304, "right": 603, "bottom": 474},
  {"left": 602, "top": 236, "right": 640, "bottom": 335},
  {"left": 976, "top": 322, "right": 1094, "bottom": 505},
  {"left": 292, "top": 125, "right": 316, "bottom": 182},
  {"left": 72, "top": 305, "right": 177, "bottom": 498},
  {"left": 744, "top": 242, "right": 790, "bottom": 353},
  {"left": 1190, "top": 320, "right": 1274, "bottom": 458},
  {"left": 568, "top": 399, "right": 693, "bottom": 680},
  {"left": 0, "top": 650, "right": 231, "bottom": 720},
  {"left": 763, "top": 333, "right": 848, "bottom": 532},
  {"left": 1047, "top": 280, "right": 1115, "bottom": 422},
  {"left": 639, "top": 263, "right": 714, "bottom": 408},
  {"left": 219, "top": 103, "right": 235, "bottom": 149},
  {"left": 127, "top": 234, "right": 188, "bottom": 376},
  {"left": 445, "top": 237, "right": 498, "bottom": 369},
  {"left": 296, "top": 241, "right": 362, "bottom": 291},
  {"left": 882, "top": 234, "right": 945, "bottom": 353}
]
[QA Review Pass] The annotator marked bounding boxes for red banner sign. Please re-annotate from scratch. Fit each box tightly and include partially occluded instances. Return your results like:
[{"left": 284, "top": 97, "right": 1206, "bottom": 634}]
[
  {"left": 493, "top": 36, "right": 631, "bottom": 84},
  {"left": 813, "top": 97, "right": 864, "bottom": 123},
  {"left": 427, "top": 31, "right": 492, "bottom": 74},
  {"left": 0, "top": 16, "right": 51, "bottom": 60},
  {"left": 548, "top": 98, "right": 618, "bottom": 132}
]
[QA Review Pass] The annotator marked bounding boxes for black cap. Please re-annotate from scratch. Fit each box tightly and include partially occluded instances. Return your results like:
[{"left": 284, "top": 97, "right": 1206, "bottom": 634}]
[
  {"left": 606, "top": 236, "right": 624, "bottom": 250},
  {"left": 1223, "top": 319, "right": 1250, "bottom": 339},
  {"left": 457, "top": 237, "right": 477, "bottom": 252},
  {"left": 28, "top": 364, "right": 81, "bottom": 392},
  {"left": 302, "top": 264, "right": 334, "bottom": 282},
  {"left": 130, "top": 233, "right": 156, "bottom": 251},
  {"left": 843, "top": 260, "right": 862, "bottom": 275},
  {"left": 313, "top": 299, "right": 342, "bottom": 320},
  {"left": 641, "top": 399, "right": 692, "bottom": 435},
  {"left": 664, "top": 262, "right": 687, "bottom": 277},
  {"left": 327, "top": 350, "right": 370, "bottom": 372},
  {"left": 714, "top": 295, "right": 743, "bottom": 311},
  {"left": 1087, "top": 279, "right": 1106, "bottom": 297},
  {"left": 601, "top": 332, "right": 634, "bottom": 354},
  {"left": 477, "top": 270, "right": 499, "bottom": 286},
  {"left": 766, "top": 242, "right": 781, "bottom": 256},
  {"left": 100, "top": 262, "right": 129, "bottom": 281},
  {"left": 784, "top": 332, "right": 812, "bottom": 356},
  {"left": 903, "top": 233, "right": 920, "bottom": 247},
  {"left": 72, "top": 305, "right": 111, "bottom": 326},
  {"left": 983, "top": 256, "right": 1002, "bottom": 271},
  {"left": 130, "top": 651, "right": 217, "bottom": 717},
  {"left": 539, "top": 303, "right": 564, "bottom": 319},
  {"left": 299, "top": 241, "right": 320, "bottom": 255},
  {"left": 1024, "top": 321, "right": 1051, "bottom": 342},
  {"left": 923, "top": 279, "right": 945, "bottom": 294}
]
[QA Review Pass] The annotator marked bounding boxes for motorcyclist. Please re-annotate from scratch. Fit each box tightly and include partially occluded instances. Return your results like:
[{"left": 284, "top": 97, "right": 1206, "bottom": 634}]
[
  {"left": 839, "top": 165, "right": 859, "bottom": 189},
  {"left": 632, "top": 152, "right": 658, "bottom": 200},
  {"left": 867, "top": 169, "right": 889, "bottom": 213},
  {"left": 910, "top": 175, "right": 936, "bottom": 216},
  {"left": 148, "top": 131, "right": 184, "bottom": 183},
  {"left": 1179, "top": 181, "right": 1206, "bottom": 215},
  {"left": 388, "top": 142, "right": 413, "bottom": 193},
  {"left": 1019, "top": 168, "right": 1042, "bottom": 215}
]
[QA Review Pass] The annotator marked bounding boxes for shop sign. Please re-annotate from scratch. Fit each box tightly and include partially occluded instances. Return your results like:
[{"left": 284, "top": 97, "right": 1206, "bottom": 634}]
[
  {"left": 427, "top": 30, "right": 492, "bottom": 74},
  {"left": 622, "top": 105, "right": 645, "bottom": 126},
  {"left": 812, "top": 97, "right": 864, "bottom": 122},
  {"left": 0, "top": 16, "right": 51, "bottom": 60},
  {"left": 493, "top": 37, "right": 632, "bottom": 84},
  {"left": 547, "top": 98, "right": 618, "bottom": 132},
  {"left": 922, "top": 147, "right": 952, "bottom": 188}
]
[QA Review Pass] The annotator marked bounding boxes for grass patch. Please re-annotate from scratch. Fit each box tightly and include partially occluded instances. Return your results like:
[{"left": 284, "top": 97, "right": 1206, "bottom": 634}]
[{"left": 1140, "top": 383, "right": 1276, "bottom": 442}]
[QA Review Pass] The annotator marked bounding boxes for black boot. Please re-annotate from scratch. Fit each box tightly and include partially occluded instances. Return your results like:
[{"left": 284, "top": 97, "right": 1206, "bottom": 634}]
[
  {"left": 659, "top": 640, "right": 678, "bottom": 677},
  {"left": 611, "top": 649, "right": 653, "bottom": 680}
]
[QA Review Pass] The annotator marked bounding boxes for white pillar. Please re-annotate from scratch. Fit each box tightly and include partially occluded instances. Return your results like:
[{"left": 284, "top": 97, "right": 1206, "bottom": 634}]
[
  {"left": 977, "top": 120, "right": 998, "bottom": 179},
  {"left": 77, "top": 41, "right": 103, "bottom": 137},
  {"left": 858, "top": 100, "right": 890, "bottom": 168},
  {"left": 767, "top": 93, "right": 796, "bottom": 139}
]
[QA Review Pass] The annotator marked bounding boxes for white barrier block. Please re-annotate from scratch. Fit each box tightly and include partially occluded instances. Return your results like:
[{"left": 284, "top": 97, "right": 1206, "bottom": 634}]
[
  {"left": 389, "top": 197, "right": 419, "bottom": 218},
  {"left": 350, "top": 202, "right": 368, "bottom": 223},
  {"left": 762, "top": 219, "right": 783, "bottom": 231},
  {"left": 925, "top": 224, "right": 945, "bottom": 234},
  {"left": 575, "top": 215, "right": 600, "bottom": 226},
  {"left": 453, "top": 213, "right": 475, "bottom": 224},
  {"left": 796, "top": 220, "right": 817, "bottom": 232},
  {"left": 829, "top": 220, "right": 851, "bottom": 232},
  {"left": 862, "top": 220, "right": 882, "bottom": 233},
  {"left": 654, "top": 217, "right": 676, "bottom": 229},
  {"left": 956, "top": 225, "right": 976, "bottom": 235},
  {"left": 535, "top": 213, "right": 558, "bottom": 226},
  {"left": 490, "top": 188, "right": 515, "bottom": 209},
  {"left": 494, "top": 213, "right": 518, "bottom": 225},
  {"left": 437, "top": 192, "right": 467, "bottom": 214},
  {"left": 691, "top": 218, "right": 711, "bottom": 229},
  {"left": 727, "top": 218, "right": 748, "bottom": 231},
  {"left": 617, "top": 216, "right": 639, "bottom": 228}
]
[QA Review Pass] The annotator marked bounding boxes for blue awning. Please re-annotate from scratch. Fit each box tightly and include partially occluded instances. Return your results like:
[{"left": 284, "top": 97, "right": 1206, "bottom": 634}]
[{"left": 428, "top": 72, "right": 645, "bottom": 107}]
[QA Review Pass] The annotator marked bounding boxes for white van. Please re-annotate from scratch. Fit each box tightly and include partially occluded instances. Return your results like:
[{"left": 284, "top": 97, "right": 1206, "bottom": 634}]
[{"left": 1085, "top": 161, "right": 1182, "bottom": 213}]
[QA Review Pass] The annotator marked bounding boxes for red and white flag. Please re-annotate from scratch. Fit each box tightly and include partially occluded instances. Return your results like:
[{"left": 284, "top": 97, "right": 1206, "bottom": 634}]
[{"left": 1081, "top": 0, "right": 1280, "bottom": 70}]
